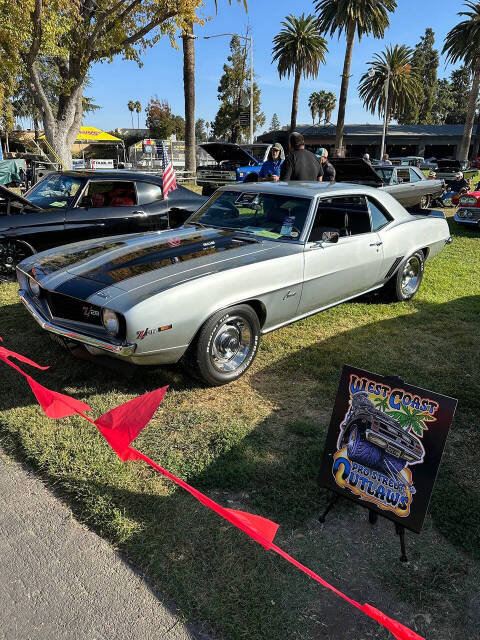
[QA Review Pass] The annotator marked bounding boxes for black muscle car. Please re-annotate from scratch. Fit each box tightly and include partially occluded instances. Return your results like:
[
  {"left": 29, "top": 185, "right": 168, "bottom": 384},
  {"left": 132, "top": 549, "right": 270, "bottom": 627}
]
[{"left": 0, "top": 170, "right": 206, "bottom": 277}]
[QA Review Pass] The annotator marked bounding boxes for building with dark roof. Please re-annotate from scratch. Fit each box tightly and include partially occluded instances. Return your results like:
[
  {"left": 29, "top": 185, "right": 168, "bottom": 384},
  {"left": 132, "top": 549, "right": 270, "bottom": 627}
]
[{"left": 257, "top": 124, "right": 479, "bottom": 159}]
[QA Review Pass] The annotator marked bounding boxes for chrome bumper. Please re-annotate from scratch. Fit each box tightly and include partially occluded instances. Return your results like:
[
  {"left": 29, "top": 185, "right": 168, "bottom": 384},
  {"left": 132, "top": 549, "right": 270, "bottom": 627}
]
[
  {"left": 19, "top": 289, "right": 136, "bottom": 357},
  {"left": 454, "top": 212, "right": 479, "bottom": 225}
]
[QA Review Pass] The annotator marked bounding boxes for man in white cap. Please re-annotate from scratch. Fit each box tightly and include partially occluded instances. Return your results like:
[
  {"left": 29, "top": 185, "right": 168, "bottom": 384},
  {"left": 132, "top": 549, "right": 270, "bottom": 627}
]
[
  {"left": 362, "top": 153, "right": 371, "bottom": 165},
  {"left": 441, "top": 171, "right": 470, "bottom": 205},
  {"left": 316, "top": 147, "right": 336, "bottom": 181}
]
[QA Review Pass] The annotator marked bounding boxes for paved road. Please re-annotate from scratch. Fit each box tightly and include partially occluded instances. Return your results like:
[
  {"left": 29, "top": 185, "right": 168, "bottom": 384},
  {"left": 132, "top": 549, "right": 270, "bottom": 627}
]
[{"left": 0, "top": 448, "right": 210, "bottom": 640}]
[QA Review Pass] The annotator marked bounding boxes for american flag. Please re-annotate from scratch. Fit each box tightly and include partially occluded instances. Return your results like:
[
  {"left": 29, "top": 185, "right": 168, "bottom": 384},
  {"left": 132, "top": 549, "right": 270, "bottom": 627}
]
[{"left": 161, "top": 141, "right": 177, "bottom": 197}]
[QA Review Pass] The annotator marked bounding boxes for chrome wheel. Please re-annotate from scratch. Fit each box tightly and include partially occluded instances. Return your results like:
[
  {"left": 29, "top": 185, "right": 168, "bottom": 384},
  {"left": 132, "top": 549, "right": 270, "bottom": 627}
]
[
  {"left": 0, "top": 240, "right": 34, "bottom": 280},
  {"left": 419, "top": 195, "right": 430, "bottom": 209},
  {"left": 401, "top": 255, "right": 421, "bottom": 297},
  {"left": 210, "top": 315, "right": 253, "bottom": 373}
]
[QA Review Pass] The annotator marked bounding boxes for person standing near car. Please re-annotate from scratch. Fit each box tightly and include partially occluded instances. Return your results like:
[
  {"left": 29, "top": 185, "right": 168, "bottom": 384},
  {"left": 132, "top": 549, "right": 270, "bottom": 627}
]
[
  {"left": 441, "top": 171, "right": 470, "bottom": 204},
  {"left": 258, "top": 143, "right": 284, "bottom": 182},
  {"left": 280, "top": 132, "right": 323, "bottom": 181},
  {"left": 316, "top": 147, "right": 336, "bottom": 181}
]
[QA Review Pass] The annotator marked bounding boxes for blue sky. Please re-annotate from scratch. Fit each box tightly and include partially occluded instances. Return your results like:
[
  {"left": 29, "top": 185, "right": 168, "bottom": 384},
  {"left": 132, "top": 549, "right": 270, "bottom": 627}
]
[{"left": 86, "top": 0, "right": 464, "bottom": 133}]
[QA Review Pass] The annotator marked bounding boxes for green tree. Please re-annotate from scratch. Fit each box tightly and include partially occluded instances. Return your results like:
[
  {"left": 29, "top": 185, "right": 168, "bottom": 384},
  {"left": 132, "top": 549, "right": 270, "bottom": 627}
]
[
  {"left": 358, "top": 44, "right": 420, "bottom": 138},
  {"left": 430, "top": 66, "right": 473, "bottom": 125},
  {"left": 308, "top": 91, "right": 320, "bottom": 124},
  {"left": 323, "top": 90, "right": 337, "bottom": 123},
  {"left": 128, "top": 101, "right": 135, "bottom": 129},
  {"left": 272, "top": 14, "right": 328, "bottom": 132},
  {"left": 134, "top": 101, "right": 142, "bottom": 129},
  {"left": 195, "top": 118, "right": 208, "bottom": 142},
  {"left": 443, "top": 1, "right": 480, "bottom": 161},
  {"left": 211, "top": 35, "right": 265, "bottom": 143},
  {"left": 398, "top": 28, "right": 439, "bottom": 124},
  {"left": 1, "top": 0, "right": 203, "bottom": 168},
  {"left": 270, "top": 113, "right": 281, "bottom": 130},
  {"left": 145, "top": 97, "right": 184, "bottom": 140},
  {"left": 316, "top": 0, "right": 397, "bottom": 156}
]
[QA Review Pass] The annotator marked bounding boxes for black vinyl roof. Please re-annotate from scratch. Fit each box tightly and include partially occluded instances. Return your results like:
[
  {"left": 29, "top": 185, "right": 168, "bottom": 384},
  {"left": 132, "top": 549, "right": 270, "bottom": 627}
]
[{"left": 61, "top": 170, "right": 163, "bottom": 184}]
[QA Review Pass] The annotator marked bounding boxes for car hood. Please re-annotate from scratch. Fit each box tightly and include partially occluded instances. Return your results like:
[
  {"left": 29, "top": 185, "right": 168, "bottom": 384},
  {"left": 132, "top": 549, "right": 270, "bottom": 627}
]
[
  {"left": 199, "top": 143, "right": 259, "bottom": 166},
  {"left": 436, "top": 160, "right": 464, "bottom": 170},
  {"left": 0, "top": 183, "right": 43, "bottom": 213},
  {"left": 332, "top": 158, "right": 383, "bottom": 186},
  {"left": 19, "top": 226, "right": 277, "bottom": 300}
]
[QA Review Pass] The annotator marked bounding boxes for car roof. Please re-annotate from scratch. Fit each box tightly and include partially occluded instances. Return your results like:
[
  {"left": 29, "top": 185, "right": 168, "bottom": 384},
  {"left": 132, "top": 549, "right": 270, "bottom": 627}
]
[
  {"left": 59, "top": 170, "right": 163, "bottom": 184},
  {"left": 217, "top": 180, "right": 388, "bottom": 198}
]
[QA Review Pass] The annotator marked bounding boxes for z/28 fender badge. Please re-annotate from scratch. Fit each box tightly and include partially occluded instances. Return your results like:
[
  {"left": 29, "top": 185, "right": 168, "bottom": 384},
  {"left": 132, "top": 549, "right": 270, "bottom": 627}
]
[{"left": 137, "top": 325, "right": 172, "bottom": 340}]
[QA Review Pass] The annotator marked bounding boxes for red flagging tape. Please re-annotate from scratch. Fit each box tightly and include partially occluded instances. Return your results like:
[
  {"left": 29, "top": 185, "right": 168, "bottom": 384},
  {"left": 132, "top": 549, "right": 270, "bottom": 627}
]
[{"left": 0, "top": 337, "right": 424, "bottom": 640}]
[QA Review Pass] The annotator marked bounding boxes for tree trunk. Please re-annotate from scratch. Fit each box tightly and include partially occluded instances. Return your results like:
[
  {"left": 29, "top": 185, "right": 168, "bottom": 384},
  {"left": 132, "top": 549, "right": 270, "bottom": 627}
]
[
  {"left": 335, "top": 20, "right": 356, "bottom": 157},
  {"left": 182, "top": 22, "right": 196, "bottom": 174},
  {"left": 290, "top": 68, "right": 301, "bottom": 132},
  {"left": 33, "top": 118, "right": 39, "bottom": 143},
  {"left": 42, "top": 83, "right": 84, "bottom": 169},
  {"left": 5, "top": 130, "right": 9, "bottom": 153},
  {"left": 458, "top": 61, "right": 480, "bottom": 162}
]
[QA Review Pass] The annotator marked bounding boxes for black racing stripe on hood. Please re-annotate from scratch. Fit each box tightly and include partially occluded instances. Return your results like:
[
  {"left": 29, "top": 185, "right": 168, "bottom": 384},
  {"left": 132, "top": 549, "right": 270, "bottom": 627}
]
[
  {"left": 55, "top": 276, "right": 109, "bottom": 298},
  {"left": 80, "top": 231, "right": 252, "bottom": 286}
]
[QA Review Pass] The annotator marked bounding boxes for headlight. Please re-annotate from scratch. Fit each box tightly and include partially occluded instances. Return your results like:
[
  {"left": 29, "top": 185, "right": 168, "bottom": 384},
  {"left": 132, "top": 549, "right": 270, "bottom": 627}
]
[
  {"left": 102, "top": 309, "right": 120, "bottom": 336},
  {"left": 28, "top": 277, "right": 40, "bottom": 297},
  {"left": 467, "top": 211, "right": 473, "bottom": 218},
  {"left": 459, "top": 195, "right": 477, "bottom": 205},
  {"left": 458, "top": 210, "right": 466, "bottom": 218}
]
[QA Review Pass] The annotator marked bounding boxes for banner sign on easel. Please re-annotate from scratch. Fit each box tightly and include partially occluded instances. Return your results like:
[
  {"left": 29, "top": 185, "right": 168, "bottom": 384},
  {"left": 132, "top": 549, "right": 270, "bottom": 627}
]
[{"left": 319, "top": 365, "right": 457, "bottom": 534}]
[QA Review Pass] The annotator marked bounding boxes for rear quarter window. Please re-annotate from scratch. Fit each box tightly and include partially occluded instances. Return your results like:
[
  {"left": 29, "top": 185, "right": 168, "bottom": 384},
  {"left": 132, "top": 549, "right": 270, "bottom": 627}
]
[{"left": 136, "top": 182, "right": 163, "bottom": 205}]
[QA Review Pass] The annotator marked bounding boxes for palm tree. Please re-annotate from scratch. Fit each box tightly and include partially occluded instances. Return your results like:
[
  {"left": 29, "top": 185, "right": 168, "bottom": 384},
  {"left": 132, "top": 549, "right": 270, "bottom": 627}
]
[
  {"left": 127, "top": 100, "right": 135, "bottom": 129},
  {"left": 316, "top": 0, "right": 397, "bottom": 156},
  {"left": 308, "top": 91, "right": 320, "bottom": 124},
  {"left": 358, "top": 45, "right": 420, "bottom": 138},
  {"left": 323, "top": 91, "right": 337, "bottom": 123},
  {"left": 272, "top": 14, "right": 328, "bottom": 132},
  {"left": 443, "top": 1, "right": 480, "bottom": 161},
  {"left": 134, "top": 101, "right": 142, "bottom": 129}
]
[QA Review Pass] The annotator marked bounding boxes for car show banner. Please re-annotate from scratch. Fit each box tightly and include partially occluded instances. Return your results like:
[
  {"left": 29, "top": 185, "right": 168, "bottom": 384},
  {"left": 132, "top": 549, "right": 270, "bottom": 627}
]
[
  {"left": 319, "top": 365, "right": 457, "bottom": 533},
  {"left": 0, "top": 339, "right": 428, "bottom": 639}
]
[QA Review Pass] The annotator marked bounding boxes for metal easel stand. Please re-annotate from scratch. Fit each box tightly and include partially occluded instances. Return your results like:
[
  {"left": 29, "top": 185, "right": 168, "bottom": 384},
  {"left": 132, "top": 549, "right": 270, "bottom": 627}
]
[{"left": 318, "top": 492, "right": 408, "bottom": 562}]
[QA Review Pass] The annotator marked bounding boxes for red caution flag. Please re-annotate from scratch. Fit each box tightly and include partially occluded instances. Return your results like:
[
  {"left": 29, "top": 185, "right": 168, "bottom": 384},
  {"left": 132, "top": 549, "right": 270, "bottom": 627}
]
[
  {"left": 0, "top": 338, "right": 49, "bottom": 375},
  {"left": 27, "top": 377, "right": 91, "bottom": 419},
  {"left": 361, "top": 604, "right": 424, "bottom": 640},
  {"left": 224, "top": 508, "right": 279, "bottom": 545},
  {"left": 94, "top": 387, "right": 168, "bottom": 460}
]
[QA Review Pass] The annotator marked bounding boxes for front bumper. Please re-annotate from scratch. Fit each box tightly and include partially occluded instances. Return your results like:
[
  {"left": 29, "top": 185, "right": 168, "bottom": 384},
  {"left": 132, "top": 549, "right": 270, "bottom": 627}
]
[
  {"left": 454, "top": 209, "right": 480, "bottom": 225},
  {"left": 19, "top": 289, "right": 136, "bottom": 357}
]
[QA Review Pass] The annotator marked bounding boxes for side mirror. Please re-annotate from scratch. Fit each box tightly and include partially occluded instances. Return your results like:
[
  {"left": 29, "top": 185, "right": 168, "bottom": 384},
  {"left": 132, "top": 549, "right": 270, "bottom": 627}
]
[{"left": 322, "top": 231, "right": 339, "bottom": 244}]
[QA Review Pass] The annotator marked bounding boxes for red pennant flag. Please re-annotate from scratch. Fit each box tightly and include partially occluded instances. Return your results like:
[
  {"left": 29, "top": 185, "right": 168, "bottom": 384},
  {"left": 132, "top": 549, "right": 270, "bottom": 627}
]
[
  {"left": 27, "top": 377, "right": 91, "bottom": 419},
  {"left": 225, "top": 508, "right": 279, "bottom": 544},
  {"left": 94, "top": 387, "right": 168, "bottom": 460},
  {"left": 361, "top": 604, "right": 424, "bottom": 640},
  {"left": 0, "top": 338, "right": 49, "bottom": 377}
]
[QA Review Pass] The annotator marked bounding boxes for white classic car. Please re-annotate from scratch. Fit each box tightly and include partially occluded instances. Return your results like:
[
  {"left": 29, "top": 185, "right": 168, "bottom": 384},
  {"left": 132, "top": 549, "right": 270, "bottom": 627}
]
[{"left": 17, "top": 182, "right": 451, "bottom": 385}]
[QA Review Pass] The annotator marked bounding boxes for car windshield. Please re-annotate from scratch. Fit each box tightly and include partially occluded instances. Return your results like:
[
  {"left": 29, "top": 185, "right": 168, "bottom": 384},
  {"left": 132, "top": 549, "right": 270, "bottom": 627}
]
[
  {"left": 26, "top": 174, "right": 84, "bottom": 208},
  {"left": 187, "top": 190, "right": 312, "bottom": 240},
  {"left": 241, "top": 145, "right": 269, "bottom": 162},
  {"left": 374, "top": 167, "right": 394, "bottom": 182}
]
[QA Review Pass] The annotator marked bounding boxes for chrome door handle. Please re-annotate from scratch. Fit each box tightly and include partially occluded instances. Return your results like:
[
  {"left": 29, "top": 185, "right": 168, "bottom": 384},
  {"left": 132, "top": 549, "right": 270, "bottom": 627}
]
[
  {"left": 369, "top": 241, "right": 383, "bottom": 246},
  {"left": 133, "top": 210, "right": 147, "bottom": 216}
]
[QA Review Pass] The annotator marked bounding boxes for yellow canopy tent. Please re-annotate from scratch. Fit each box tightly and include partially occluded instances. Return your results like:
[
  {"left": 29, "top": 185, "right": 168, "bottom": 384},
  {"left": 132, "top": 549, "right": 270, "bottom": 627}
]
[{"left": 40, "top": 126, "right": 125, "bottom": 166}]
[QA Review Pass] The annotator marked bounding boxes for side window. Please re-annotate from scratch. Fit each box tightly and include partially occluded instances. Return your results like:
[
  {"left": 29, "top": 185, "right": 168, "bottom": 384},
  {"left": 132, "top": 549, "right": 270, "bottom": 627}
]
[
  {"left": 80, "top": 181, "right": 137, "bottom": 208},
  {"left": 136, "top": 182, "right": 163, "bottom": 205},
  {"left": 367, "top": 197, "right": 392, "bottom": 231},
  {"left": 309, "top": 195, "right": 371, "bottom": 242},
  {"left": 397, "top": 169, "right": 411, "bottom": 183},
  {"left": 409, "top": 168, "right": 422, "bottom": 183}
]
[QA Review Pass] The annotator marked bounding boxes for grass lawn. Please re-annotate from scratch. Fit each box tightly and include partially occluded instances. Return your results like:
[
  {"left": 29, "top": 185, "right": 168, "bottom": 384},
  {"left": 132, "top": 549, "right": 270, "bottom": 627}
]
[{"left": 0, "top": 207, "right": 479, "bottom": 640}]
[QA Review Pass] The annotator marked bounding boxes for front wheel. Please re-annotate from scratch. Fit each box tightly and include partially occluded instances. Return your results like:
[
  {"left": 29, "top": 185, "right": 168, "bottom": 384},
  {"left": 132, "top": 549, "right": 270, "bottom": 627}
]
[
  {"left": 185, "top": 305, "right": 260, "bottom": 386},
  {"left": 383, "top": 251, "right": 425, "bottom": 302},
  {"left": 0, "top": 240, "right": 36, "bottom": 280},
  {"left": 419, "top": 194, "right": 431, "bottom": 209}
]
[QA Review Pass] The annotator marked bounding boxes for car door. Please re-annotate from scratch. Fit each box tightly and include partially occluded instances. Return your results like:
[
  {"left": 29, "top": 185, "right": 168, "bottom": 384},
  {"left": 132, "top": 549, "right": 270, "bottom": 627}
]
[
  {"left": 65, "top": 179, "right": 142, "bottom": 242},
  {"left": 299, "top": 195, "right": 385, "bottom": 316},
  {"left": 407, "top": 167, "right": 428, "bottom": 206},
  {"left": 134, "top": 181, "right": 170, "bottom": 231},
  {"left": 1, "top": 208, "right": 67, "bottom": 253}
]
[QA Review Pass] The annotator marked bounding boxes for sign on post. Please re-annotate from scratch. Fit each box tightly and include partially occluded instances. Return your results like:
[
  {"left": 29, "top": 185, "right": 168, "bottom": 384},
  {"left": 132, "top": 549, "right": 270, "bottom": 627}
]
[
  {"left": 239, "top": 110, "right": 250, "bottom": 127},
  {"left": 318, "top": 365, "right": 457, "bottom": 533}
]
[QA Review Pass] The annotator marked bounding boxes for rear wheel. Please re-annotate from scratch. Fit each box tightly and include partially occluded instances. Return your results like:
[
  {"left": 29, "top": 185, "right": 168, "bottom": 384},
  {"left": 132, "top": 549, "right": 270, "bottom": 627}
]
[
  {"left": 0, "top": 240, "right": 35, "bottom": 280},
  {"left": 184, "top": 304, "right": 260, "bottom": 386},
  {"left": 383, "top": 251, "right": 424, "bottom": 302},
  {"left": 419, "top": 194, "right": 430, "bottom": 209}
]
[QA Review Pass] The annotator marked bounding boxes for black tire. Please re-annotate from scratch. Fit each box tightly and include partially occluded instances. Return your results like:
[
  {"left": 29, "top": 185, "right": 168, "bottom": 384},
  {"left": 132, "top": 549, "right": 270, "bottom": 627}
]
[
  {"left": 0, "top": 239, "right": 36, "bottom": 280},
  {"left": 184, "top": 304, "right": 261, "bottom": 386},
  {"left": 383, "top": 251, "right": 424, "bottom": 302}
]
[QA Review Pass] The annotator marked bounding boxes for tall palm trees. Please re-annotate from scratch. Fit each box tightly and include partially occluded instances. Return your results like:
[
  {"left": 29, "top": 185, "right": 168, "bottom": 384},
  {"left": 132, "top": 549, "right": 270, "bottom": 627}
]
[
  {"left": 127, "top": 100, "right": 135, "bottom": 129},
  {"left": 443, "top": 1, "right": 480, "bottom": 161},
  {"left": 134, "top": 101, "right": 142, "bottom": 129},
  {"left": 358, "top": 45, "right": 419, "bottom": 138},
  {"left": 316, "top": 0, "right": 397, "bottom": 156},
  {"left": 308, "top": 90, "right": 337, "bottom": 125},
  {"left": 272, "top": 14, "right": 328, "bottom": 132}
]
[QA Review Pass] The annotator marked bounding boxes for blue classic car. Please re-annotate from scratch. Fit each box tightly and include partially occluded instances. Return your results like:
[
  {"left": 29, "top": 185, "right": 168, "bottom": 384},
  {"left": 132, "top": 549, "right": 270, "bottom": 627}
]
[{"left": 196, "top": 142, "right": 273, "bottom": 195}]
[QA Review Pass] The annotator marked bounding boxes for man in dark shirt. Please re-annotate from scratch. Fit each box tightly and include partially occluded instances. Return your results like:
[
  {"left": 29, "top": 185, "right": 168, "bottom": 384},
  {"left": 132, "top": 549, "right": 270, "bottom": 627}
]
[
  {"left": 441, "top": 171, "right": 471, "bottom": 204},
  {"left": 316, "top": 147, "right": 336, "bottom": 181},
  {"left": 280, "top": 132, "right": 323, "bottom": 181}
]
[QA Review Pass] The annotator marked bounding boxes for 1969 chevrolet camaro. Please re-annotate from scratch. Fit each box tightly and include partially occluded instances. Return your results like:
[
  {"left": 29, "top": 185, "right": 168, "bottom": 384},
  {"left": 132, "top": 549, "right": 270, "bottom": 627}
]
[{"left": 16, "top": 182, "right": 451, "bottom": 385}]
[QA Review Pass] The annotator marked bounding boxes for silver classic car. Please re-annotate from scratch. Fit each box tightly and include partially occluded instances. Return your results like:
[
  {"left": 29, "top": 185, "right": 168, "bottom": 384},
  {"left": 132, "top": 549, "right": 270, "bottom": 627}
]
[{"left": 17, "top": 182, "right": 451, "bottom": 385}]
